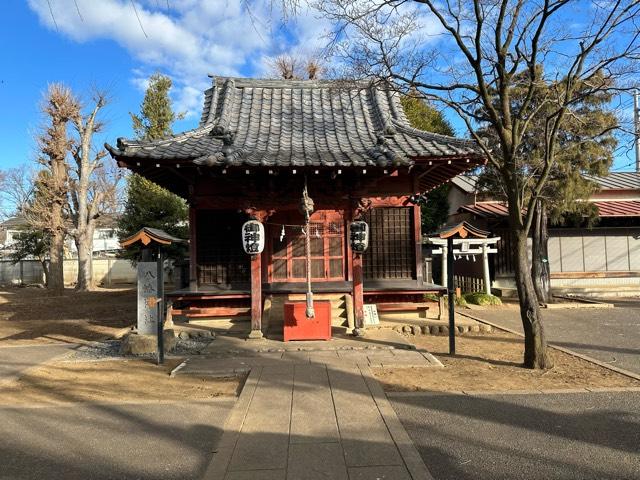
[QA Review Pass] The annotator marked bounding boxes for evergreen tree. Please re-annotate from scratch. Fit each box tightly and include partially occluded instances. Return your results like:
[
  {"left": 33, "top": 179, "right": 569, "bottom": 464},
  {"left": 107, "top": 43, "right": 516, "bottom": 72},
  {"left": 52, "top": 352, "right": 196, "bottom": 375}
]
[
  {"left": 130, "top": 73, "right": 182, "bottom": 140},
  {"left": 118, "top": 174, "right": 188, "bottom": 261},
  {"left": 476, "top": 70, "right": 617, "bottom": 303},
  {"left": 119, "top": 73, "right": 188, "bottom": 261},
  {"left": 400, "top": 94, "right": 455, "bottom": 233},
  {"left": 10, "top": 230, "right": 51, "bottom": 286}
]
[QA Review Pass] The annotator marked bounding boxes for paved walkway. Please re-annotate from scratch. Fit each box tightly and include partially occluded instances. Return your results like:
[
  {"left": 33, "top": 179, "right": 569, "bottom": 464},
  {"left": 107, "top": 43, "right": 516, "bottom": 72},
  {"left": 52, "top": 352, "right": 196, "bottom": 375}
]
[
  {"left": 390, "top": 390, "right": 640, "bottom": 480},
  {"left": 0, "top": 343, "right": 75, "bottom": 381},
  {"left": 202, "top": 363, "right": 433, "bottom": 480},
  {"left": 0, "top": 399, "right": 234, "bottom": 480},
  {"left": 176, "top": 331, "right": 439, "bottom": 480}
]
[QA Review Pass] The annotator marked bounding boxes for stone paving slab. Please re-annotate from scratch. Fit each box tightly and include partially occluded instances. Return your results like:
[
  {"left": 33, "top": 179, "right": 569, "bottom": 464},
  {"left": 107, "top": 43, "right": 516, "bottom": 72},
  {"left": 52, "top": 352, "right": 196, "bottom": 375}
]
[
  {"left": 179, "top": 347, "right": 441, "bottom": 378},
  {"left": 202, "top": 329, "right": 415, "bottom": 356},
  {"left": 203, "top": 363, "right": 434, "bottom": 480},
  {"left": 290, "top": 364, "right": 340, "bottom": 444}
]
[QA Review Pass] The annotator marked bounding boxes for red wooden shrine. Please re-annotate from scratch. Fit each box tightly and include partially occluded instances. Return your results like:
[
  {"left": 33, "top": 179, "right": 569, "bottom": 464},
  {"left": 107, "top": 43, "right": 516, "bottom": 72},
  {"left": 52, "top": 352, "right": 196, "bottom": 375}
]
[{"left": 107, "top": 76, "right": 484, "bottom": 339}]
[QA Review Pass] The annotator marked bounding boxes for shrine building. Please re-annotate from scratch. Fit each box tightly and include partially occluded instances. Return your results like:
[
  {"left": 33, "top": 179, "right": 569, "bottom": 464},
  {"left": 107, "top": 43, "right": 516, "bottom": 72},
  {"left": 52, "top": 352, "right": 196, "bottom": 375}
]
[{"left": 107, "top": 76, "right": 484, "bottom": 339}]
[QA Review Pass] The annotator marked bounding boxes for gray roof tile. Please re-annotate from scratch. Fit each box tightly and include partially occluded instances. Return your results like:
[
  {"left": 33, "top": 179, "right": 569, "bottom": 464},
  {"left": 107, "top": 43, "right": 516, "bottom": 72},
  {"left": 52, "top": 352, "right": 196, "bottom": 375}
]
[{"left": 107, "top": 76, "right": 481, "bottom": 168}]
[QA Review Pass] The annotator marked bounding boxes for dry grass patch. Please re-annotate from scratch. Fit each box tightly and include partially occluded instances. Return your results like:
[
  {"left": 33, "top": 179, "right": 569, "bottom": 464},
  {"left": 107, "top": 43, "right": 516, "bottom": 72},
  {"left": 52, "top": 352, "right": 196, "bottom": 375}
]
[
  {"left": 0, "top": 357, "right": 242, "bottom": 406},
  {"left": 0, "top": 287, "right": 136, "bottom": 346},
  {"left": 375, "top": 332, "right": 640, "bottom": 392}
]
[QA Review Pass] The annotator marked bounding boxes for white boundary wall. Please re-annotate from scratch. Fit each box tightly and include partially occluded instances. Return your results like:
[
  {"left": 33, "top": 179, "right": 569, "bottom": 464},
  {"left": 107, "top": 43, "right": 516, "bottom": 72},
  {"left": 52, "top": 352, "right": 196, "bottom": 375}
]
[{"left": 0, "top": 259, "right": 137, "bottom": 286}]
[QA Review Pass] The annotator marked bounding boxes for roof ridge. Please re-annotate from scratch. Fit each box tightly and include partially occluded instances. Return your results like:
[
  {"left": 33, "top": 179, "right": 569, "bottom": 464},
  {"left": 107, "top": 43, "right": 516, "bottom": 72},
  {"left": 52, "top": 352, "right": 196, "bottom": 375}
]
[{"left": 209, "top": 75, "right": 373, "bottom": 89}]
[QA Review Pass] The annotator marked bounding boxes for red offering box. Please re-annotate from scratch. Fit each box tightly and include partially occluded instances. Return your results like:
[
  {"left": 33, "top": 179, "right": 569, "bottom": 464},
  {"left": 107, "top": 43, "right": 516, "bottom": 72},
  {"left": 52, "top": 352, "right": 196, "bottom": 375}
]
[{"left": 283, "top": 301, "right": 332, "bottom": 341}]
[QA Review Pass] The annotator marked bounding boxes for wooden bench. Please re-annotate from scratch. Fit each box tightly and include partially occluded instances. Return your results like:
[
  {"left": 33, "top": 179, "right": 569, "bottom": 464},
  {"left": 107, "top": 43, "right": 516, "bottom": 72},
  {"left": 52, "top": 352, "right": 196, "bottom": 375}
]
[{"left": 375, "top": 302, "right": 430, "bottom": 317}]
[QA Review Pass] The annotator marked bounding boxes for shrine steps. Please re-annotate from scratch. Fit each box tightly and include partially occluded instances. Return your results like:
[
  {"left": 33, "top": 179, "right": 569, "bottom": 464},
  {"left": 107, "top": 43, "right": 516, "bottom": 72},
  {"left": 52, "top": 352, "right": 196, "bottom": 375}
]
[
  {"left": 264, "top": 293, "right": 353, "bottom": 335},
  {"left": 170, "top": 296, "right": 252, "bottom": 333}
]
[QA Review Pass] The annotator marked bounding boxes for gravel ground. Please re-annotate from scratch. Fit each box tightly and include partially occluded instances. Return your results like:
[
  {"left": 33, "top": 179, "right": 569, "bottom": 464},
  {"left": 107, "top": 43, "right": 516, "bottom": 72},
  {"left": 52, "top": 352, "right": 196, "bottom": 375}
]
[{"left": 391, "top": 391, "right": 640, "bottom": 480}]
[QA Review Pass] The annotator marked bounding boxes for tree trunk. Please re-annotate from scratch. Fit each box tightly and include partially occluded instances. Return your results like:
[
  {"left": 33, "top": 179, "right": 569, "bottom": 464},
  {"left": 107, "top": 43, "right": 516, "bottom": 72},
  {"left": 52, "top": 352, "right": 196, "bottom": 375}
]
[
  {"left": 513, "top": 229, "right": 553, "bottom": 369},
  {"left": 41, "top": 259, "right": 50, "bottom": 287},
  {"left": 75, "top": 223, "right": 95, "bottom": 291},
  {"left": 48, "top": 191, "right": 65, "bottom": 295},
  {"left": 531, "top": 199, "right": 551, "bottom": 304}
]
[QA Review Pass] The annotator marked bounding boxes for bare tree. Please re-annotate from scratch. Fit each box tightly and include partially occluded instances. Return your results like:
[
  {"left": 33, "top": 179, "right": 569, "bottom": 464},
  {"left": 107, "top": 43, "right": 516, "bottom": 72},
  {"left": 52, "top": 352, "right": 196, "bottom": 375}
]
[
  {"left": 317, "top": 0, "right": 640, "bottom": 368},
  {"left": 0, "top": 165, "right": 35, "bottom": 219},
  {"left": 269, "top": 54, "right": 325, "bottom": 79},
  {"left": 69, "top": 91, "right": 118, "bottom": 291},
  {"left": 31, "top": 84, "right": 80, "bottom": 295}
]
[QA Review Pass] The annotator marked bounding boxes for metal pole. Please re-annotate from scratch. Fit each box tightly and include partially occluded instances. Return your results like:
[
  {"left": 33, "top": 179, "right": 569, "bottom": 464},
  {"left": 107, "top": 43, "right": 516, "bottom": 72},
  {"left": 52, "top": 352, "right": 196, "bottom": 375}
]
[
  {"left": 156, "top": 247, "right": 164, "bottom": 365},
  {"left": 447, "top": 237, "right": 455, "bottom": 355},
  {"left": 635, "top": 90, "right": 640, "bottom": 172}
]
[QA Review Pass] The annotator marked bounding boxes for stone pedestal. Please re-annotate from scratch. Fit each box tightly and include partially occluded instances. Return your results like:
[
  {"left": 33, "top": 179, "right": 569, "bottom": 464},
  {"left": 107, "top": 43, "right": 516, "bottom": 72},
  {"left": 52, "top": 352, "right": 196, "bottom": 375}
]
[{"left": 121, "top": 330, "right": 177, "bottom": 355}]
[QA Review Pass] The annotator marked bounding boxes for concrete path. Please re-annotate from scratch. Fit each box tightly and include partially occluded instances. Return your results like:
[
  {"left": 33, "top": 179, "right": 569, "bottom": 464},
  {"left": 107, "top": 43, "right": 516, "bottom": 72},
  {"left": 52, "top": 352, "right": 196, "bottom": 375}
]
[
  {"left": 466, "top": 301, "right": 640, "bottom": 374},
  {"left": 389, "top": 390, "right": 640, "bottom": 480},
  {"left": 203, "top": 363, "right": 434, "bottom": 480},
  {"left": 0, "top": 399, "right": 234, "bottom": 480},
  {"left": 0, "top": 343, "right": 75, "bottom": 381}
]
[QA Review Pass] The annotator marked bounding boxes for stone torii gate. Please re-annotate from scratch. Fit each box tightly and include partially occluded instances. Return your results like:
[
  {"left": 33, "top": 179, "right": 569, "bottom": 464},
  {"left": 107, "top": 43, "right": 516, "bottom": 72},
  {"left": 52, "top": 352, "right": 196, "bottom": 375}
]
[{"left": 426, "top": 222, "right": 499, "bottom": 295}]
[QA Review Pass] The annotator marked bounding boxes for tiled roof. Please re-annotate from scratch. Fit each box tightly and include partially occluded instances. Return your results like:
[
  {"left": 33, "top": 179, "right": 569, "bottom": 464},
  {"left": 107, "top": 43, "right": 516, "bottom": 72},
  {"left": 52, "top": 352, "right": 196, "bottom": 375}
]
[
  {"left": 459, "top": 202, "right": 509, "bottom": 218},
  {"left": 593, "top": 200, "right": 640, "bottom": 216},
  {"left": 450, "top": 171, "right": 640, "bottom": 195},
  {"left": 585, "top": 172, "right": 640, "bottom": 190},
  {"left": 459, "top": 200, "right": 640, "bottom": 218},
  {"left": 106, "top": 77, "right": 481, "bottom": 168},
  {"left": 450, "top": 174, "right": 479, "bottom": 193}
]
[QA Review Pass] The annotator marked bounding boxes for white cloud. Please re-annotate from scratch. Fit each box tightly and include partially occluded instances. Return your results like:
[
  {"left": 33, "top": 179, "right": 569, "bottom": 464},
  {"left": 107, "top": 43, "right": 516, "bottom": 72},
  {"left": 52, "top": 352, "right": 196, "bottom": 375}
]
[{"left": 27, "top": 0, "right": 323, "bottom": 119}]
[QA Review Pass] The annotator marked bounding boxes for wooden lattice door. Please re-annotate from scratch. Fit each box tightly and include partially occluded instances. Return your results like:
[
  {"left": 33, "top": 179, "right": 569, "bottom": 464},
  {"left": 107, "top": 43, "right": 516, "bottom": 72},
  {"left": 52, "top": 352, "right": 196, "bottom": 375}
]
[
  {"left": 363, "top": 207, "right": 416, "bottom": 280},
  {"left": 269, "top": 211, "right": 345, "bottom": 282}
]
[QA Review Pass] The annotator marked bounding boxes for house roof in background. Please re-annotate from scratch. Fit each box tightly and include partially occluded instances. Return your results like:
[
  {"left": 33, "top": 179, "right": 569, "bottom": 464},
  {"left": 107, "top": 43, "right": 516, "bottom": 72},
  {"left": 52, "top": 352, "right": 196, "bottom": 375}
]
[
  {"left": 586, "top": 172, "right": 640, "bottom": 190},
  {"left": 450, "top": 174, "right": 479, "bottom": 193},
  {"left": 593, "top": 200, "right": 640, "bottom": 217},
  {"left": 458, "top": 202, "right": 509, "bottom": 218},
  {"left": 1, "top": 214, "right": 119, "bottom": 230},
  {"left": 0, "top": 216, "right": 28, "bottom": 229},
  {"left": 451, "top": 171, "right": 640, "bottom": 195},
  {"left": 107, "top": 76, "right": 483, "bottom": 169},
  {"left": 459, "top": 200, "right": 640, "bottom": 218}
]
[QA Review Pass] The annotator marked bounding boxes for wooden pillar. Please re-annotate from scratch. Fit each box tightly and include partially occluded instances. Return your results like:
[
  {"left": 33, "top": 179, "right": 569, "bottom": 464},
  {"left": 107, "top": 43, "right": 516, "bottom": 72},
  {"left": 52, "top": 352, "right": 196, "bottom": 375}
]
[
  {"left": 482, "top": 243, "right": 491, "bottom": 295},
  {"left": 188, "top": 206, "right": 197, "bottom": 290},
  {"left": 248, "top": 253, "right": 264, "bottom": 339},
  {"left": 352, "top": 252, "right": 365, "bottom": 331},
  {"left": 413, "top": 205, "right": 423, "bottom": 283}
]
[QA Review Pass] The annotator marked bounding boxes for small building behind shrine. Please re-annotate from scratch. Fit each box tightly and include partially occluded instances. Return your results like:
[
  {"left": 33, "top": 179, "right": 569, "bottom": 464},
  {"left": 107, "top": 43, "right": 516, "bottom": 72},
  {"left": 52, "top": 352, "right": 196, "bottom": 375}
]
[
  {"left": 107, "top": 76, "right": 483, "bottom": 338},
  {"left": 448, "top": 172, "right": 640, "bottom": 297}
]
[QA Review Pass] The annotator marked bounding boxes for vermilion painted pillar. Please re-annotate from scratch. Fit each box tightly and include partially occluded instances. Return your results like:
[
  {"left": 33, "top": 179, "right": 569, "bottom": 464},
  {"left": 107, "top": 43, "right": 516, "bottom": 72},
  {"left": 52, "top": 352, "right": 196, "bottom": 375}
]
[
  {"left": 352, "top": 252, "right": 365, "bottom": 331},
  {"left": 248, "top": 252, "right": 263, "bottom": 339}
]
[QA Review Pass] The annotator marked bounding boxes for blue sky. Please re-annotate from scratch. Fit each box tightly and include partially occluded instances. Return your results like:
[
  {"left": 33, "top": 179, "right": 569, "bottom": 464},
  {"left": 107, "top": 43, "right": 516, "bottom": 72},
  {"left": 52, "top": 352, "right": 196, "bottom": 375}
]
[
  {"left": 0, "top": 0, "right": 636, "bottom": 175},
  {"left": 0, "top": 0, "right": 326, "bottom": 171}
]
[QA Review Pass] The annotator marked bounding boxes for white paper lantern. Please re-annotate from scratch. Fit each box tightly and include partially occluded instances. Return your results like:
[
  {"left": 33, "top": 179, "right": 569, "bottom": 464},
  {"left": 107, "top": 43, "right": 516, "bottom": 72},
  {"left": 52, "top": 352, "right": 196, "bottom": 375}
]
[
  {"left": 350, "top": 221, "right": 369, "bottom": 253},
  {"left": 242, "top": 220, "right": 265, "bottom": 254}
]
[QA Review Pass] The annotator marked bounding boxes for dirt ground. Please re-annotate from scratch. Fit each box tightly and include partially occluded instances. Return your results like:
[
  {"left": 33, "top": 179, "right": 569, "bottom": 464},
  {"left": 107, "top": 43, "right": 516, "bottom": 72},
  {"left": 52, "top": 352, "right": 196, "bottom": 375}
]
[
  {"left": 376, "top": 331, "right": 640, "bottom": 392},
  {"left": 0, "top": 288, "right": 242, "bottom": 405},
  {"left": 0, "top": 357, "right": 243, "bottom": 406},
  {"left": 0, "top": 287, "right": 136, "bottom": 346}
]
